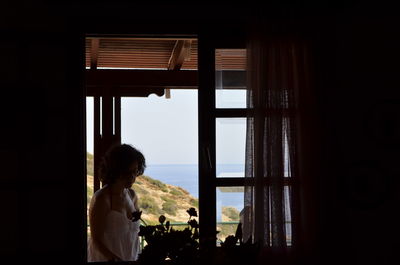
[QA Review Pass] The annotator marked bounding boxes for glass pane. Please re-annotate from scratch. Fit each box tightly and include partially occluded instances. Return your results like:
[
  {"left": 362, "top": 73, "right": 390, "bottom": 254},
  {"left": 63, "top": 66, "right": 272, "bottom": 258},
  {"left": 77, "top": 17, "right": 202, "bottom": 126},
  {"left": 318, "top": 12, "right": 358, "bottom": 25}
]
[
  {"left": 86, "top": 97, "right": 94, "bottom": 239},
  {"left": 121, "top": 90, "right": 199, "bottom": 225},
  {"left": 215, "top": 49, "right": 247, "bottom": 108},
  {"left": 216, "top": 118, "right": 246, "bottom": 178},
  {"left": 216, "top": 186, "right": 244, "bottom": 245},
  {"left": 216, "top": 89, "right": 247, "bottom": 108}
]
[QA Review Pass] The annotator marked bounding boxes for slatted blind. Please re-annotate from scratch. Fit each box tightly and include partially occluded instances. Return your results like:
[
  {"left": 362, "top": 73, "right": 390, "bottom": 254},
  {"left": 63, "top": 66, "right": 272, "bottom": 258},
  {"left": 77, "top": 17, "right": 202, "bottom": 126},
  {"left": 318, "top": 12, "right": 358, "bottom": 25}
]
[
  {"left": 216, "top": 49, "right": 246, "bottom": 70},
  {"left": 85, "top": 38, "right": 245, "bottom": 70},
  {"left": 85, "top": 39, "right": 92, "bottom": 68},
  {"left": 181, "top": 41, "right": 198, "bottom": 70},
  {"left": 99, "top": 39, "right": 174, "bottom": 69}
]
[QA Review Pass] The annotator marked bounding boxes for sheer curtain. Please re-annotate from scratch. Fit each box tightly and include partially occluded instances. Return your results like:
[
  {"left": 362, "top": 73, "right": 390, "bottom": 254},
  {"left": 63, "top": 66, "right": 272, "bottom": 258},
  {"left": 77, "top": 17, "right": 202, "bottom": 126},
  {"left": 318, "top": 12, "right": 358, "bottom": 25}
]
[{"left": 243, "top": 32, "right": 311, "bottom": 257}]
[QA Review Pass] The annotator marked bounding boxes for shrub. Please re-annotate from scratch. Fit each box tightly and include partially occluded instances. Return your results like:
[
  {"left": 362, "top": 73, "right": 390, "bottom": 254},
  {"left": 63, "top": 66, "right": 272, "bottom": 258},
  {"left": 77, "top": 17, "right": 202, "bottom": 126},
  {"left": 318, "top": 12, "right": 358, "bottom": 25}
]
[
  {"left": 87, "top": 185, "right": 93, "bottom": 206},
  {"left": 222, "top": 207, "right": 240, "bottom": 221},
  {"left": 139, "top": 195, "right": 162, "bottom": 215},
  {"left": 132, "top": 183, "right": 149, "bottom": 195},
  {"left": 177, "top": 186, "right": 189, "bottom": 195},
  {"left": 169, "top": 188, "right": 183, "bottom": 196},
  {"left": 162, "top": 201, "right": 178, "bottom": 215},
  {"left": 217, "top": 223, "right": 238, "bottom": 243},
  {"left": 140, "top": 175, "right": 168, "bottom": 192},
  {"left": 190, "top": 198, "right": 199, "bottom": 208},
  {"left": 86, "top": 152, "right": 94, "bottom": 176},
  {"left": 161, "top": 196, "right": 174, "bottom": 203}
]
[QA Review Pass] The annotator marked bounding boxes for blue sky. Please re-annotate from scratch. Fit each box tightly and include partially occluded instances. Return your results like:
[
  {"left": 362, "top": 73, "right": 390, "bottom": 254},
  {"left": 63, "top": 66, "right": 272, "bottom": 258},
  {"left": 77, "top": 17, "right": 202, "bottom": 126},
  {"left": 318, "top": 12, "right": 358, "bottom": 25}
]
[{"left": 86, "top": 90, "right": 246, "bottom": 165}]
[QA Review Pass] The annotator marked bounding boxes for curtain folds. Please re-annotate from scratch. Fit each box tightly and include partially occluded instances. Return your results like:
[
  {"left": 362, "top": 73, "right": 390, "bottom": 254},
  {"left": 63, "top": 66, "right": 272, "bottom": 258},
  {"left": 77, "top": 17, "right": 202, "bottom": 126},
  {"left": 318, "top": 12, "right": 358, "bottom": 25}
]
[{"left": 244, "top": 34, "right": 310, "bottom": 255}]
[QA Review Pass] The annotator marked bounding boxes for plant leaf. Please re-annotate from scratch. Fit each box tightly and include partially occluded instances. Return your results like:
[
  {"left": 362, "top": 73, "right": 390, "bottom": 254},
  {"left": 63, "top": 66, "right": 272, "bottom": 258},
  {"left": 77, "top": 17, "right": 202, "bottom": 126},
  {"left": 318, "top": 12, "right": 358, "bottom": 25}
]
[
  {"left": 186, "top": 207, "right": 198, "bottom": 217},
  {"left": 132, "top": 210, "right": 142, "bottom": 222},
  {"left": 188, "top": 219, "right": 198, "bottom": 229},
  {"left": 159, "top": 215, "right": 166, "bottom": 224}
]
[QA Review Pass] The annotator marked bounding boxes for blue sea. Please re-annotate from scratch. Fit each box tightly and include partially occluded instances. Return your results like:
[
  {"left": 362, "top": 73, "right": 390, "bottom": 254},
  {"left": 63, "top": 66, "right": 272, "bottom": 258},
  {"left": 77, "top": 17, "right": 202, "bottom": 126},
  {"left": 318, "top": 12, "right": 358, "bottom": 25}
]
[{"left": 144, "top": 164, "right": 245, "bottom": 221}]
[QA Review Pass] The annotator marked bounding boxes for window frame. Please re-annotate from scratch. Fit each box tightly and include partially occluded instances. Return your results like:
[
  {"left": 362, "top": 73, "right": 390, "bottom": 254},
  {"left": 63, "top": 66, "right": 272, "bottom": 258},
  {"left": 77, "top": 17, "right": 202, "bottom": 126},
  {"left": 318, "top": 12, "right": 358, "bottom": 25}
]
[
  {"left": 84, "top": 34, "right": 256, "bottom": 263},
  {"left": 211, "top": 46, "right": 297, "bottom": 246}
]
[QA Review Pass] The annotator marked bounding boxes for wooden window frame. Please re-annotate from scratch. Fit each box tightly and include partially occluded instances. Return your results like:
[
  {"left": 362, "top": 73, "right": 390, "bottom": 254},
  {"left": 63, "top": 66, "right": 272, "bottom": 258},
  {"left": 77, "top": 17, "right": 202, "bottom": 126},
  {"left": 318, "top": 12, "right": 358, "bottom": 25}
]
[{"left": 84, "top": 34, "right": 254, "bottom": 263}]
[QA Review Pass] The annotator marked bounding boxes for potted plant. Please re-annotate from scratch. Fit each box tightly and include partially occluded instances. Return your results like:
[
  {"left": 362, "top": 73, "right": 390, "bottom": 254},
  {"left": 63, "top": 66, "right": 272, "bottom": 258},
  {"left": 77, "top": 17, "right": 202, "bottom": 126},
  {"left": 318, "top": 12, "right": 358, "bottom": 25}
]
[{"left": 135, "top": 208, "right": 260, "bottom": 265}]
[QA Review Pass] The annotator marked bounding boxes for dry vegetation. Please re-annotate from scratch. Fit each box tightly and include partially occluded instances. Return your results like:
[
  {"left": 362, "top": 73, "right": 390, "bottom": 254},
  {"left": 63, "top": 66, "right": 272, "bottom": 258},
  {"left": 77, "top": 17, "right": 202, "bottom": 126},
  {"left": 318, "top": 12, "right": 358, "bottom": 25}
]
[
  {"left": 86, "top": 152, "right": 240, "bottom": 240},
  {"left": 86, "top": 174, "right": 199, "bottom": 224}
]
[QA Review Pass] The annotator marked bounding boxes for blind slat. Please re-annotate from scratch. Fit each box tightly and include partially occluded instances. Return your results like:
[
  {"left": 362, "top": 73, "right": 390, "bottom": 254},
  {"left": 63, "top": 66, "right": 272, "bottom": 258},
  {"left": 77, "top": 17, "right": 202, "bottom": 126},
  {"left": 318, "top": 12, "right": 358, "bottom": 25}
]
[{"left": 86, "top": 39, "right": 246, "bottom": 70}]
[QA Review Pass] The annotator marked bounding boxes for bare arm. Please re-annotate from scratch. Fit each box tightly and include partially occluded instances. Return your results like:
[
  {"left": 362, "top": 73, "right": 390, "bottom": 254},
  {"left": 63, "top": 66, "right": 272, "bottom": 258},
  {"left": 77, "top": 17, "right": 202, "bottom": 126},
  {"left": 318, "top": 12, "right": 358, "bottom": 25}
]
[{"left": 89, "top": 192, "right": 122, "bottom": 261}]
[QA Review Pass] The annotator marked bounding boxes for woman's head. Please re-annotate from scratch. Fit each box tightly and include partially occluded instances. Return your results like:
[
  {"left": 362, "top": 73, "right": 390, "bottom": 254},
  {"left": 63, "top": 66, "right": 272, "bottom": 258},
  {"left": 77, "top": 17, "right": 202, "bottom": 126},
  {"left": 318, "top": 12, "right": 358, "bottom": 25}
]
[{"left": 99, "top": 144, "right": 146, "bottom": 186}]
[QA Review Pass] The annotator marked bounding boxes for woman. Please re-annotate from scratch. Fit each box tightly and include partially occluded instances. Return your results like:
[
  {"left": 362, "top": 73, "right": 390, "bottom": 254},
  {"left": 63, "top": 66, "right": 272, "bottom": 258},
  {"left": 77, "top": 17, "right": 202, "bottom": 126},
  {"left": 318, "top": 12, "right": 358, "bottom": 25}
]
[{"left": 88, "top": 144, "right": 146, "bottom": 262}]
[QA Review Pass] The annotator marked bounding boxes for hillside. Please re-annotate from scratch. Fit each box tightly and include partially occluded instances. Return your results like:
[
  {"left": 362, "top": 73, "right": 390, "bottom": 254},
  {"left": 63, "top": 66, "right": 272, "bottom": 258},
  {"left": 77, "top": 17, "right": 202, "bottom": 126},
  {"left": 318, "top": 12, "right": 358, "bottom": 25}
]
[
  {"left": 87, "top": 174, "right": 199, "bottom": 224},
  {"left": 133, "top": 175, "right": 199, "bottom": 223},
  {"left": 86, "top": 152, "right": 239, "bottom": 231}
]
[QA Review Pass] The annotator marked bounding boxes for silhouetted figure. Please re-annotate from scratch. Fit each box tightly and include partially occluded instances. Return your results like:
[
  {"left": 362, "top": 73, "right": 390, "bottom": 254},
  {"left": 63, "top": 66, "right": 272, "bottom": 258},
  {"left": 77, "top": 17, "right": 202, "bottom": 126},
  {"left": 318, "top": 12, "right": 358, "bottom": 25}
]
[{"left": 88, "top": 144, "right": 146, "bottom": 262}]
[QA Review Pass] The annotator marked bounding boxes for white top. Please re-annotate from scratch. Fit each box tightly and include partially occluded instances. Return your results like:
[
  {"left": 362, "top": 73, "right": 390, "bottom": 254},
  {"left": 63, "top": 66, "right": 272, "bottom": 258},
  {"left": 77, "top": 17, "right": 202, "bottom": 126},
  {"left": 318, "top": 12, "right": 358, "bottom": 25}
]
[{"left": 88, "top": 188, "right": 140, "bottom": 262}]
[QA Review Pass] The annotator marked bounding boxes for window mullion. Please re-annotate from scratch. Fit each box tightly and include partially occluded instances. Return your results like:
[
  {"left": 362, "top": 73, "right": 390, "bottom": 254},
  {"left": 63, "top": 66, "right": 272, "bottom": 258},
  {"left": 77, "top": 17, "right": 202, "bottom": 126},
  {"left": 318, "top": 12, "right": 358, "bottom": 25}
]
[
  {"left": 198, "top": 35, "right": 217, "bottom": 249},
  {"left": 214, "top": 108, "right": 248, "bottom": 117}
]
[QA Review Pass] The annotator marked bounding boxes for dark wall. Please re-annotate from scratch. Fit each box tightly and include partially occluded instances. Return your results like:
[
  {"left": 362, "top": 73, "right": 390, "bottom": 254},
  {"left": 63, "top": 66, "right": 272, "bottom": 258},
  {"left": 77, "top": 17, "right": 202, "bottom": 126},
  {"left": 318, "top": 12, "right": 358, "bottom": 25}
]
[
  {"left": 1, "top": 2, "right": 399, "bottom": 265},
  {"left": 314, "top": 7, "right": 400, "bottom": 265},
  {"left": 0, "top": 3, "right": 250, "bottom": 264},
  {"left": 0, "top": 30, "right": 85, "bottom": 265}
]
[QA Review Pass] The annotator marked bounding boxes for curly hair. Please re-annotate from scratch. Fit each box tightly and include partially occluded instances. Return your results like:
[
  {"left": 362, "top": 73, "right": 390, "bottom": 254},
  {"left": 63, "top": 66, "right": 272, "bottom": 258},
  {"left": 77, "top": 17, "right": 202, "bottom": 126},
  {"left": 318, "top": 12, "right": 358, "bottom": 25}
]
[{"left": 98, "top": 144, "right": 146, "bottom": 185}]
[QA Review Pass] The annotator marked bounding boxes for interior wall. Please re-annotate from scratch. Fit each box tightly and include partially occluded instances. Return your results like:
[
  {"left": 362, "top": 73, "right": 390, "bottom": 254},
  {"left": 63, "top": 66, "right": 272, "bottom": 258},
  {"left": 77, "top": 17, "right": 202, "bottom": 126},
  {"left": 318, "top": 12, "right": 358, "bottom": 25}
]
[
  {"left": 0, "top": 30, "right": 85, "bottom": 263},
  {"left": 0, "top": 3, "right": 250, "bottom": 264},
  {"left": 1, "top": 2, "right": 399, "bottom": 265},
  {"left": 314, "top": 8, "right": 400, "bottom": 265}
]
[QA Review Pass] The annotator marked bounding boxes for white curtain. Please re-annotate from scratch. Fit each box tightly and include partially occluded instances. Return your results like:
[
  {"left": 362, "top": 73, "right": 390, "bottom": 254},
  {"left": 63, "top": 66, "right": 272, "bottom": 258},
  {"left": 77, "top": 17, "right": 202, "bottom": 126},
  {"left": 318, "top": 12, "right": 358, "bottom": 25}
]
[{"left": 243, "top": 33, "right": 311, "bottom": 257}]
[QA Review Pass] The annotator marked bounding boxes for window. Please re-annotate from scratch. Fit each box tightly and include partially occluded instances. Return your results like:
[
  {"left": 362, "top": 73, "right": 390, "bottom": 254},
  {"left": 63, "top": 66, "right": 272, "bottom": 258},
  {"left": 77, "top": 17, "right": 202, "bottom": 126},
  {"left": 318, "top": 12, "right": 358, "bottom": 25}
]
[
  {"left": 214, "top": 49, "right": 247, "bottom": 244},
  {"left": 120, "top": 91, "right": 198, "bottom": 225},
  {"left": 85, "top": 36, "right": 201, "bottom": 262},
  {"left": 85, "top": 37, "right": 253, "bottom": 263}
]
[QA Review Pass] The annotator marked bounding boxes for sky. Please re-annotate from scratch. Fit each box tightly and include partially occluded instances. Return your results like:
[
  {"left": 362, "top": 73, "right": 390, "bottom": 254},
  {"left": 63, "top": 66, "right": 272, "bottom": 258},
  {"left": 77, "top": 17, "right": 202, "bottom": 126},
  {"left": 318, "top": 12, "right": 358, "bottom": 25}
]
[{"left": 86, "top": 89, "right": 246, "bottom": 165}]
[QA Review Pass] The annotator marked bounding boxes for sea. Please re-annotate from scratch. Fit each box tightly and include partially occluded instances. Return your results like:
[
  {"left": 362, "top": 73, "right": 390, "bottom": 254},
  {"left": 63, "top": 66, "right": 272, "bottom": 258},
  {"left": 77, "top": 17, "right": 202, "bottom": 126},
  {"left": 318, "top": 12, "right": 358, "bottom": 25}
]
[{"left": 144, "top": 164, "right": 245, "bottom": 221}]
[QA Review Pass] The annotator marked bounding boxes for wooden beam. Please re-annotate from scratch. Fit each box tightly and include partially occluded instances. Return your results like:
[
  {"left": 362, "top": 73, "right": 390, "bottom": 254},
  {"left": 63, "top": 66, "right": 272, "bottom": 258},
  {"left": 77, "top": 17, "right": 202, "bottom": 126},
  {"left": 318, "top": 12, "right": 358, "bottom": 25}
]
[
  {"left": 85, "top": 69, "right": 198, "bottom": 88},
  {"left": 215, "top": 177, "right": 295, "bottom": 187},
  {"left": 86, "top": 69, "right": 247, "bottom": 96},
  {"left": 87, "top": 87, "right": 166, "bottom": 97},
  {"left": 168, "top": 40, "right": 192, "bottom": 70},
  {"left": 166, "top": 40, "right": 192, "bottom": 98}
]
